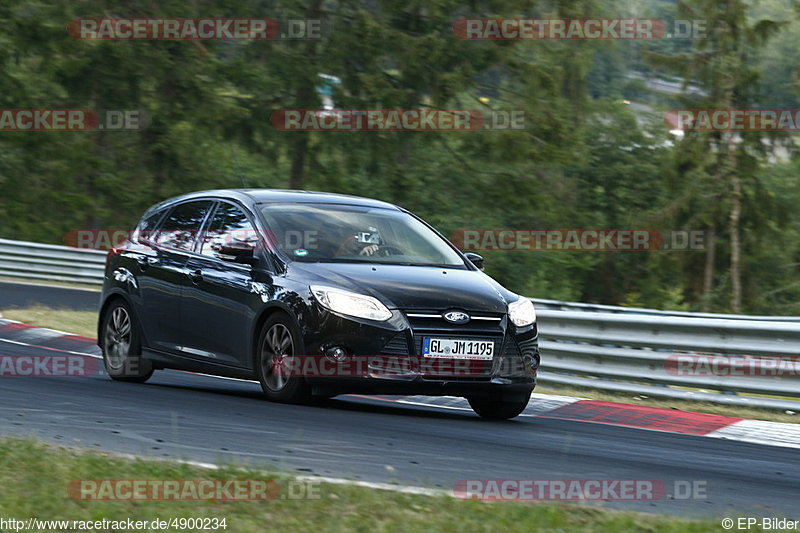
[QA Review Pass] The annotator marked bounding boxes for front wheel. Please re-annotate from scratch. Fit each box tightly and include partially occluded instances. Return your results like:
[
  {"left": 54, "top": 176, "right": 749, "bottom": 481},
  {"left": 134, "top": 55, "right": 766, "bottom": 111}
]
[
  {"left": 256, "top": 313, "right": 312, "bottom": 404},
  {"left": 101, "top": 301, "right": 153, "bottom": 382},
  {"left": 468, "top": 393, "right": 531, "bottom": 420}
]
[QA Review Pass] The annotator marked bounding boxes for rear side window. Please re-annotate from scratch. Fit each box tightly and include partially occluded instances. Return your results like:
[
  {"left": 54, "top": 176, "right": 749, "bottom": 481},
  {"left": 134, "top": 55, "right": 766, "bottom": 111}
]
[
  {"left": 199, "top": 203, "right": 258, "bottom": 258},
  {"left": 155, "top": 201, "right": 213, "bottom": 251}
]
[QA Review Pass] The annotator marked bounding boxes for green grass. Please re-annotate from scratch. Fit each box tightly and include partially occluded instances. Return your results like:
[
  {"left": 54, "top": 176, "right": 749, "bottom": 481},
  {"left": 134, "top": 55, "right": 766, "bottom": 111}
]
[
  {"left": 0, "top": 276, "right": 101, "bottom": 291},
  {"left": 2, "top": 306, "right": 797, "bottom": 424},
  {"left": 2, "top": 306, "right": 98, "bottom": 338},
  {"left": 0, "top": 438, "right": 738, "bottom": 532}
]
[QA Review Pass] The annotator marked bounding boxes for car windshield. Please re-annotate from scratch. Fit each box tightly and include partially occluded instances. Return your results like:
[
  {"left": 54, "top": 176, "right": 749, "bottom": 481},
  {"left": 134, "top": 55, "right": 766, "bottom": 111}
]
[{"left": 258, "top": 203, "right": 465, "bottom": 267}]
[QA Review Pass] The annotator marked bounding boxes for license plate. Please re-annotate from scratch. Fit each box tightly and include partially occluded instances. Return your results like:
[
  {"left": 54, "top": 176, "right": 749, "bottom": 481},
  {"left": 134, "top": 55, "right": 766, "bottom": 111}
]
[{"left": 422, "top": 338, "right": 494, "bottom": 360}]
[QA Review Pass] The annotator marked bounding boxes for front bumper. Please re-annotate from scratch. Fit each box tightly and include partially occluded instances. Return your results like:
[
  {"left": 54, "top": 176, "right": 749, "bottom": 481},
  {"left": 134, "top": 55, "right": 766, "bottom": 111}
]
[
  {"left": 309, "top": 377, "right": 535, "bottom": 399},
  {"left": 302, "top": 305, "right": 540, "bottom": 397}
]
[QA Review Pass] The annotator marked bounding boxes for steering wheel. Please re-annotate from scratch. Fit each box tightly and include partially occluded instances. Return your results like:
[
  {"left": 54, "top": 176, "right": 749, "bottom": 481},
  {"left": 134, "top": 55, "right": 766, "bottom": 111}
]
[{"left": 376, "top": 245, "right": 403, "bottom": 256}]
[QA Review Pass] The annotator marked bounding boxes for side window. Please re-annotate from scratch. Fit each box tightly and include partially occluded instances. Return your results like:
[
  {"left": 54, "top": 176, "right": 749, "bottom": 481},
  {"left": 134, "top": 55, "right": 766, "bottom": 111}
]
[
  {"left": 133, "top": 209, "right": 165, "bottom": 244},
  {"left": 155, "top": 201, "right": 213, "bottom": 251},
  {"left": 200, "top": 203, "right": 258, "bottom": 258}
]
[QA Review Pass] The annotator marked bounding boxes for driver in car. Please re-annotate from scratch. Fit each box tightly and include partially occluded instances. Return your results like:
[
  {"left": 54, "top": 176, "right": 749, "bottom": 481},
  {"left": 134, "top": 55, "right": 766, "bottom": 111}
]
[{"left": 336, "top": 226, "right": 386, "bottom": 256}]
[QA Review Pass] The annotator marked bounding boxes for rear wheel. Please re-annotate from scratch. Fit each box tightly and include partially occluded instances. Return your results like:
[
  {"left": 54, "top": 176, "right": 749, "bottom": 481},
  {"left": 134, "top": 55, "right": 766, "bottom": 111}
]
[
  {"left": 101, "top": 301, "right": 153, "bottom": 382},
  {"left": 468, "top": 393, "right": 531, "bottom": 420},
  {"left": 256, "top": 313, "right": 312, "bottom": 404}
]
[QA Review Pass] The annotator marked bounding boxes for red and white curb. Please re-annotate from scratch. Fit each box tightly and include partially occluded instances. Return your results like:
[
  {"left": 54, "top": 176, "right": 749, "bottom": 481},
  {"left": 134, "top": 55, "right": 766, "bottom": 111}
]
[
  {"left": 706, "top": 420, "right": 800, "bottom": 449},
  {"left": 0, "top": 318, "right": 101, "bottom": 356},
  {"left": 2, "top": 318, "right": 799, "bottom": 449},
  {"left": 397, "top": 394, "right": 800, "bottom": 449}
]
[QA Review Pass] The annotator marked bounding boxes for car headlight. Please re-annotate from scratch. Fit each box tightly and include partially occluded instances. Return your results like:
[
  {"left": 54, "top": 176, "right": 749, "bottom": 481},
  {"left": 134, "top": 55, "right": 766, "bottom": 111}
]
[
  {"left": 508, "top": 297, "right": 536, "bottom": 327},
  {"left": 311, "top": 285, "right": 393, "bottom": 322}
]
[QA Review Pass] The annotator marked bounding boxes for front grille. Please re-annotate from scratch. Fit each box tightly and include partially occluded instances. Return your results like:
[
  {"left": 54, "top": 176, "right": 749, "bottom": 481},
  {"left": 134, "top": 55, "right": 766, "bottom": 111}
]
[
  {"left": 403, "top": 309, "right": 506, "bottom": 380},
  {"left": 379, "top": 334, "right": 410, "bottom": 355},
  {"left": 405, "top": 311, "right": 504, "bottom": 336},
  {"left": 369, "top": 334, "right": 413, "bottom": 375},
  {"left": 368, "top": 310, "right": 526, "bottom": 381}
]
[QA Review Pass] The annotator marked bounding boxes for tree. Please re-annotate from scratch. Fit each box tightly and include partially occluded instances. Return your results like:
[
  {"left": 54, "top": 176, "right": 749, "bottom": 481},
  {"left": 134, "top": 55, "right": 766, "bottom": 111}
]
[{"left": 647, "top": 0, "right": 787, "bottom": 312}]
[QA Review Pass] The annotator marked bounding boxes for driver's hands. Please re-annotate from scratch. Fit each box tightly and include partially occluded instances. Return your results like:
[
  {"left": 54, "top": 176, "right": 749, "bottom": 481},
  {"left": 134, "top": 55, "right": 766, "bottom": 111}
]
[{"left": 359, "top": 244, "right": 380, "bottom": 256}]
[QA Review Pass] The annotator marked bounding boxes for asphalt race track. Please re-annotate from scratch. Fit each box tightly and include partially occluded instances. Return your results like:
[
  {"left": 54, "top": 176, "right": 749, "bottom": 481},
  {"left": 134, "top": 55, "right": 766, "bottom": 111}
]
[
  {"left": 0, "top": 338, "right": 798, "bottom": 519},
  {"left": 0, "top": 280, "right": 100, "bottom": 311}
]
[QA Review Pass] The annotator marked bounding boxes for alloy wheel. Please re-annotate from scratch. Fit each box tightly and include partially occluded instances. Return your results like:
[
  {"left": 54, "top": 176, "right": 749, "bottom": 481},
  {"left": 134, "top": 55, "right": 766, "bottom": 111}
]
[
  {"left": 104, "top": 306, "right": 131, "bottom": 371},
  {"left": 261, "top": 323, "right": 294, "bottom": 392}
]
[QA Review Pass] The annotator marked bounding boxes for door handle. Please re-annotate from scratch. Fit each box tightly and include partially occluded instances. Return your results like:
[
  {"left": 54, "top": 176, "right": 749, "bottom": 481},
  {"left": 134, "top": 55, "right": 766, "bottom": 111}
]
[{"left": 189, "top": 269, "right": 203, "bottom": 284}]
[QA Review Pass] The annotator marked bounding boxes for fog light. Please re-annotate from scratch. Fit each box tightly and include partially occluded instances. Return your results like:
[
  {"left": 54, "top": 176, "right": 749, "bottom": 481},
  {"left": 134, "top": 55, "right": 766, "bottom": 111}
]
[{"left": 324, "top": 346, "right": 348, "bottom": 362}]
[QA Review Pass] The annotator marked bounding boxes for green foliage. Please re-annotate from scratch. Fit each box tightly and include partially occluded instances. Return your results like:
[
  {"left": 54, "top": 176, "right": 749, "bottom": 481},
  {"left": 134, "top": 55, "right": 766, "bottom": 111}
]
[{"left": 0, "top": 0, "right": 798, "bottom": 314}]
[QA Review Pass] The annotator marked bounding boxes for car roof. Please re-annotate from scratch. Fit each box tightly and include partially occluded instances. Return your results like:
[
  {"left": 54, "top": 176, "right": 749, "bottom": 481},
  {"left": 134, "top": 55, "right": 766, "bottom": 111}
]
[{"left": 151, "top": 189, "right": 402, "bottom": 212}]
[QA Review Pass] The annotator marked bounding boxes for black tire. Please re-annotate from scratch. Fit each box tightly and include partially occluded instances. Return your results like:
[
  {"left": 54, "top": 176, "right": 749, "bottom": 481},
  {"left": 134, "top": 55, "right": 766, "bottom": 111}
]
[
  {"left": 101, "top": 300, "right": 154, "bottom": 383},
  {"left": 256, "top": 312, "right": 312, "bottom": 404},
  {"left": 467, "top": 393, "right": 531, "bottom": 420}
]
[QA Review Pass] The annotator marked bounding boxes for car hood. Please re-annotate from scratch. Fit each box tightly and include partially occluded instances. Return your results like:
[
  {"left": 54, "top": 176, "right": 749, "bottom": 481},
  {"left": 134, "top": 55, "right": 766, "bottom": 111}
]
[{"left": 290, "top": 262, "right": 513, "bottom": 312}]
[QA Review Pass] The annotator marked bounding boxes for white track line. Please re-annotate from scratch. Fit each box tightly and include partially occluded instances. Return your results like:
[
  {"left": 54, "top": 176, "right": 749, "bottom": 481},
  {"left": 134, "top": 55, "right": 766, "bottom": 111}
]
[
  {"left": 76, "top": 449, "right": 449, "bottom": 498},
  {"left": 0, "top": 337, "right": 102, "bottom": 358}
]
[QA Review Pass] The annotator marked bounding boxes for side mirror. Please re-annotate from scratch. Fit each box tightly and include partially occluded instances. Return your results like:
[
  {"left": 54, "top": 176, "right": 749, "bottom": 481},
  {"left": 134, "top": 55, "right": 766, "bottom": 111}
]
[
  {"left": 216, "top": 245, "right": 259, "bottom": 267},
  {"left": 464, "top": 252, "right": 484, "bottom": 271}
]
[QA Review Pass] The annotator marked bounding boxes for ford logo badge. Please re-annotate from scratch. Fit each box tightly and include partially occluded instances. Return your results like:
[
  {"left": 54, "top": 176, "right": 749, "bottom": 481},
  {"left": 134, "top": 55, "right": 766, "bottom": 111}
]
[{"left": 443, "top": 311, "right": 470, "bottom": 324}]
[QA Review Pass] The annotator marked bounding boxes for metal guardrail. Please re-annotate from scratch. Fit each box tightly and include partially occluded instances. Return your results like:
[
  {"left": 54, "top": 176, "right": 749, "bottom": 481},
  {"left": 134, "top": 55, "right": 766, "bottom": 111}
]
[
  {"left": 1, "top": 237, "right": 799, "bottom": 410},
  {"left": 0, "top": 238, "right": 106, "bottom": 285},
  {"left": 535, "top": 310, "right": 800, "bottom": 411},
  {"left": 531, "top": 297, "right": 800, "bottom": 322}
]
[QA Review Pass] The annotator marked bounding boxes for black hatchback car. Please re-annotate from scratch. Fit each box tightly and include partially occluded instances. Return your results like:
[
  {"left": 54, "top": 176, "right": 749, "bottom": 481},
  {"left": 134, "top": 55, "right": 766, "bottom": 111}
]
[{"left": 98, "top": 189, "right": 540, "bottom": 419}]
